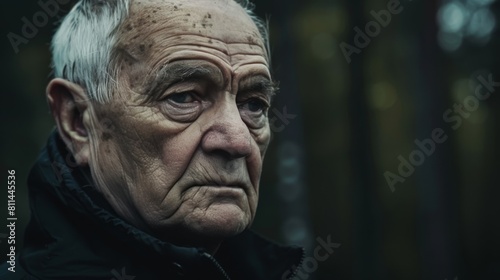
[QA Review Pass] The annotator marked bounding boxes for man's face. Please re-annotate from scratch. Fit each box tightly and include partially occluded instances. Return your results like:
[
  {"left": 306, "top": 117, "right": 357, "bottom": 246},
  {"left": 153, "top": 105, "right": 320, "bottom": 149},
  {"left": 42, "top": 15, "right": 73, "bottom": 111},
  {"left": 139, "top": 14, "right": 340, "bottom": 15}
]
[{"left": 87, "top": 0, "right": 272, "bottom": 245}]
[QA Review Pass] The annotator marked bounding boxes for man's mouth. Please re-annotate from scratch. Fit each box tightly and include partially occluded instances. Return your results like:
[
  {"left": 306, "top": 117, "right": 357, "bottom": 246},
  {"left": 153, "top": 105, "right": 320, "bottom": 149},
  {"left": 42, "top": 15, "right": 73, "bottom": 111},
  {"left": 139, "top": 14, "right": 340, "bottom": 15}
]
[{"left": 193, "top": 181, "right": 245, "bottom": 189}]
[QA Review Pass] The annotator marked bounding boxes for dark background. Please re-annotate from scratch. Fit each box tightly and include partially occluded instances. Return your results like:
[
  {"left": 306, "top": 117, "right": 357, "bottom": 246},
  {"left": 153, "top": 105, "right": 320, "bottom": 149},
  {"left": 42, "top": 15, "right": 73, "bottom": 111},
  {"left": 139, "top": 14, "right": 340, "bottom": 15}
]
[{"left": 1, "top": 0, "right": 500, "bottom": 279}]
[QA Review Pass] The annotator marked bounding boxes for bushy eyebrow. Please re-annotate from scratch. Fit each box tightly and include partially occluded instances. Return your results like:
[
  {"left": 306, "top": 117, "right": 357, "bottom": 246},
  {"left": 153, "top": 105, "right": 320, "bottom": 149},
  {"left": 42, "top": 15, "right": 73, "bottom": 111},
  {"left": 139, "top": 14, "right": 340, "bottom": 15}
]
[
  {"left": 142, "top": 61, "right": 223, "bottom": 103},
  {"left": 140, "top": 61, "right": 277, "bottom": 104},
  {"left": 238, "top": 76, "right": 278, "bottom": 99}
]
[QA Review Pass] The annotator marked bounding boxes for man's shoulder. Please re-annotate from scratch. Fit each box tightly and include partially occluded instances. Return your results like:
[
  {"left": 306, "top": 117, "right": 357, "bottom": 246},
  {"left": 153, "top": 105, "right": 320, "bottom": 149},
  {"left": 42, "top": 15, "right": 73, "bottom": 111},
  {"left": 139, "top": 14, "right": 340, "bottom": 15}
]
[{"left": 0, "top": 258, "right": 39, "bottom": 280}]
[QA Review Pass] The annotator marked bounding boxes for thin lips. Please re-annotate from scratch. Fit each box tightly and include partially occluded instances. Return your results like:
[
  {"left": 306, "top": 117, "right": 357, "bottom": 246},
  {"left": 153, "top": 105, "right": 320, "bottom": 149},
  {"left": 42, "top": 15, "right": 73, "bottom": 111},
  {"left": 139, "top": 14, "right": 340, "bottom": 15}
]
[{"left": 191, "top": 181, "right": 246, "bottom": 188}]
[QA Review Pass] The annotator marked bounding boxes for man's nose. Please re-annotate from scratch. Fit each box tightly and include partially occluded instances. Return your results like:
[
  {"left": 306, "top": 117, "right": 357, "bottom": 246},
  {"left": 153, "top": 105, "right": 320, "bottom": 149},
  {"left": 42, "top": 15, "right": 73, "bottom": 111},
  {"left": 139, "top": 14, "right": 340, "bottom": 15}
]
[{"left": 201, "top": 100, "right": 252, "bottom": 159}]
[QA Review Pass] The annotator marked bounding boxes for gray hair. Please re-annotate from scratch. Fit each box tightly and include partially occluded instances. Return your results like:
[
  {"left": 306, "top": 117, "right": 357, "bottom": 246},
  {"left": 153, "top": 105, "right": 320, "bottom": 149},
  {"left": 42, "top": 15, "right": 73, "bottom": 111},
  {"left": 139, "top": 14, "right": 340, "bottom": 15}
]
[{"left": 51, "top": 0, "right": 271, "bottom": 103}]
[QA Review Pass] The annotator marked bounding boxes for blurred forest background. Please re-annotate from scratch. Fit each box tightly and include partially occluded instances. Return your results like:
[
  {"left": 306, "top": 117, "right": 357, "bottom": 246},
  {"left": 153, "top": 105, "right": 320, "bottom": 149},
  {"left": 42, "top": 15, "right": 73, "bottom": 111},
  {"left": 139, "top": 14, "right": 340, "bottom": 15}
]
[{"left": 1, "top": 0, "right": 500, "bottom": 279}]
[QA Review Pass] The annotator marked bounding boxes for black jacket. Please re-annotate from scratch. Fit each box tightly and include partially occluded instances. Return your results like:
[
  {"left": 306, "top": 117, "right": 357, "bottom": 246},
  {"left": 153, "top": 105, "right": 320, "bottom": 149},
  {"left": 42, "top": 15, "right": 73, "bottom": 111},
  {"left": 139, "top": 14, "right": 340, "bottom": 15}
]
[{"left": 1, "top": 131, "right": 304, "bottom": 279}]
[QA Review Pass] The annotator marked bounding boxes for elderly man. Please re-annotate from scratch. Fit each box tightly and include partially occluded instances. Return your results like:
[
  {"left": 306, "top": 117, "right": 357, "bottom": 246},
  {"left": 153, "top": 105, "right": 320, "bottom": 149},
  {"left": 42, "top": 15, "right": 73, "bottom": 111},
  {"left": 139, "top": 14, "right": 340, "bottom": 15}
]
[{"left": 1, "top": 0, "right": 304, "bottom": 279}]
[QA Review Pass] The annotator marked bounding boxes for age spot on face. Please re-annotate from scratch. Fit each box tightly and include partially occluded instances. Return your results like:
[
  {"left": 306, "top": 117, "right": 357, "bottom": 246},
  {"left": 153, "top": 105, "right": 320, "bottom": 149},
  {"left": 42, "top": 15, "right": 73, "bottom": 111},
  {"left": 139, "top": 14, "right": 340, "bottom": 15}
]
[
  {"left": 102, "top": 132, "right": 112, "bottom": 141},
  {"left": 201, "top": 12, "right": 213, "bottom": 29}
]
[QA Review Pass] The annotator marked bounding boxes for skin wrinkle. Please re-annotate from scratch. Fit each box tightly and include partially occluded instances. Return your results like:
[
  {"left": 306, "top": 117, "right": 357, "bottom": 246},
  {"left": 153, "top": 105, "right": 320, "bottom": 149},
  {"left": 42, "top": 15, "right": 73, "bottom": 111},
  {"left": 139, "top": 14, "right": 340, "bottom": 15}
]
[
  {"left": 154, "top": 52, "right": 266, "bottom": 88},
  {"left": 157, "top": 135, "right": 204, "bottom": 209},
  {"left": 187, "top": 186, "right": 247, "bottom": 228},
  {"left": 98, "top": 105, "right": 163, "bottom": 182},
  {"left": 144, "top": 36, "right": 267, "bottom": 55},
  {"left": 168, "top": 154, "right": 253, "bottom": 222},
  {"left": 117, "top": 8, "right": 267, "bottom": 64},
  {"left": 149, "top": 49, "right": 267, "bottom": 80},
  {"left": 87, "top": 106, "right": 148, "bottom": 230},
  {"left": 96, "top": 106, "right": 177, "bottom": 217},
  {"left": 130, "top": 34, "right": 267, "bottom": 65}
]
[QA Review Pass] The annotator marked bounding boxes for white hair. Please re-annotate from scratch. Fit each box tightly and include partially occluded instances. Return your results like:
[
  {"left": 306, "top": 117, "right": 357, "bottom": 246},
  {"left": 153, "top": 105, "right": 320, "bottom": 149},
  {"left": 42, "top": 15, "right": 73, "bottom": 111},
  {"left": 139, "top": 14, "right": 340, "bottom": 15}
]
[
  {"left": 51, "top": 0, "right": 130, "bottom": 103},
  {"left": 51, "top": 0, "right": 270, "bottom": 103}
]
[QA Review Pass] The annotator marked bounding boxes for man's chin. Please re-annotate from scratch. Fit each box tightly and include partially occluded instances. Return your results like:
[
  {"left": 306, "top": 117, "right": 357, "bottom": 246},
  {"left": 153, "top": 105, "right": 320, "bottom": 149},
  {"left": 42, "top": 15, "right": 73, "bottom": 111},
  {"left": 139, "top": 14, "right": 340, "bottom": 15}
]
[
  {"left": 186, "top": 203, "right": 251, "bottom": 237},
  {"left": 148, "top": 203, "right": 252, "bottom": 248}
]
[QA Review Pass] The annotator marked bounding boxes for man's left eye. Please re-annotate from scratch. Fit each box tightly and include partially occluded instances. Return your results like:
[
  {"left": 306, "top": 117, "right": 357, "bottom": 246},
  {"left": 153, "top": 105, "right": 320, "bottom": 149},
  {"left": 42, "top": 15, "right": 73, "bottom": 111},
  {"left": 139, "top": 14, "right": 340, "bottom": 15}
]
[
  {"left": 168, "top": 92, "right": 196, "bottom": 104},
  {"left": 239, "top": 98, "right": 269, "bottom": 113}
]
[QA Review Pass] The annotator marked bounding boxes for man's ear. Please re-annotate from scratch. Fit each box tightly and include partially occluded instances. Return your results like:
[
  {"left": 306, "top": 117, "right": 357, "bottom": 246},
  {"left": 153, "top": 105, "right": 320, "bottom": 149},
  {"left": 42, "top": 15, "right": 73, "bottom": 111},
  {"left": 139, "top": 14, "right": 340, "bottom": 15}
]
[{"left": 47, "top": 78, "right": 92, "bottom": 166}]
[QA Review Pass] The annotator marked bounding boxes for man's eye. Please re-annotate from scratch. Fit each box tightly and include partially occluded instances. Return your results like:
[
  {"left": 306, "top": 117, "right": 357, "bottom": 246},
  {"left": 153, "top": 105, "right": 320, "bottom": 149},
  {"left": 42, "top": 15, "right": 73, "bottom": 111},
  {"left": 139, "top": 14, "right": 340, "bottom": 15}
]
[
  {"left": 160, "top": 90, "right": 202, "bottom": 123},
  {"left": 168, "top": 92, "right": 196, "bottom": 104},
  {"left": 239, "top": 98, "right": 269, "bottom": 113}
]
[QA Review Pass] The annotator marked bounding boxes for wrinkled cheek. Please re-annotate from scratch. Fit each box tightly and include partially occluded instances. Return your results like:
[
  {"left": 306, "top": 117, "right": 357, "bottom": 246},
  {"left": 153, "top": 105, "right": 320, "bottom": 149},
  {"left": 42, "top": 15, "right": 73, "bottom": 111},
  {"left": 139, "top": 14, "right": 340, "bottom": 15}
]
[
  {"left": 250, "top": 127, "right": 271, "bottom": 214},
  {"left": 249, "top": 133, "right": 270, "bottom": 188},
  {"left": 159, "top": 125, "right": 203, "bottom": 179},
  {"left": 252, "top": 123, "right": 271, "bottom": 158},
  {"left": 94, "top": 138, "right": 130, "bottom": 181},
  {"left": 135, "top": 131, "right": 203, "bottom": 219}
]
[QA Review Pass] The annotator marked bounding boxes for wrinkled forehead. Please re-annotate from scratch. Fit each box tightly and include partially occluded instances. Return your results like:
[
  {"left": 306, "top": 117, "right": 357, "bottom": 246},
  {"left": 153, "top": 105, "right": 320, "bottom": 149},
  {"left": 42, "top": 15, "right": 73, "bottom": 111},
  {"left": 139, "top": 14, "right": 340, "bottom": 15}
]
[{"left": 115, "top": 0, "right": 266, "bottom": 61}]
